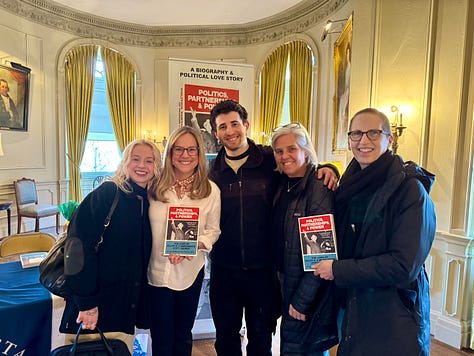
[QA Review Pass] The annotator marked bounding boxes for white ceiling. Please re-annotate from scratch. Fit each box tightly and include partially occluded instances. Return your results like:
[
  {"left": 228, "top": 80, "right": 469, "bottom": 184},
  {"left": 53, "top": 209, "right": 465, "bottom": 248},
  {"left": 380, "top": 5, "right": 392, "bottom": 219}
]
[{"left": 50, "top": 0, "right": 306, "bottom": 26}]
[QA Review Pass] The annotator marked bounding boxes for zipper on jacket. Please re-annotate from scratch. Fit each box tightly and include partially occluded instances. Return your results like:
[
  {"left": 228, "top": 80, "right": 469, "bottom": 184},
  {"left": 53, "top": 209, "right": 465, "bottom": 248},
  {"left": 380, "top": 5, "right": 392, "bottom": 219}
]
[
  {"left": 137, "top": 195, "right": 144, "bottom": 216},
  {"left": 238, "top": 172, "right": 245, "bottom": 267}
]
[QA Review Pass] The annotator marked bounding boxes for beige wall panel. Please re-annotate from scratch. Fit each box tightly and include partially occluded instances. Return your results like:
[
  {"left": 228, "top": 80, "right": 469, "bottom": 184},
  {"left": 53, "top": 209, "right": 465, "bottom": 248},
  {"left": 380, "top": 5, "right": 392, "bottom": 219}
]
[
  {"left": 428, "top": 0, "right": 467, "bottom": 232},
  {"left": 371, "top": 0, "right": 431, "bottom": 162},
  {"left": 0, "top": 24, "right": 27, "bottom": 61},
  {"left": 0, "top": 26, "right": 46, "bottom": 172}
]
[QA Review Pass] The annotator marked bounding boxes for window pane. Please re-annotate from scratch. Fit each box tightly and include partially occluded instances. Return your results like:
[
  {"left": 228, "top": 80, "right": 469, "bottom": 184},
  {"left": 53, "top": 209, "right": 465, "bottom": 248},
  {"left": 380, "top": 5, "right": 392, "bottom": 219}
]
[
  {"left": 281, "top": 63, "right": 291, "bottom": 126},
  {"left": 81, "top": 140, "right": 121, "bottom": 172},
  {"left": 80, "top": 48, "right": 122, "bottom": 196}
]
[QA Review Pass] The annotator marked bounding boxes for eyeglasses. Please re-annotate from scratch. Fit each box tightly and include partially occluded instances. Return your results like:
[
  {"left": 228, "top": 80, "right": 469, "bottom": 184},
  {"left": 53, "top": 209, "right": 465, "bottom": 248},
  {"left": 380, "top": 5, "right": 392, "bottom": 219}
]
[
  {"left": 273, "top": 122, "right": 302, "bottom": 132},
  {"left": 172, "top": 146, "right": 199, "bottom": 156},
  {"left": 347, "top": 129, "right": 390, "bottom": 141}
]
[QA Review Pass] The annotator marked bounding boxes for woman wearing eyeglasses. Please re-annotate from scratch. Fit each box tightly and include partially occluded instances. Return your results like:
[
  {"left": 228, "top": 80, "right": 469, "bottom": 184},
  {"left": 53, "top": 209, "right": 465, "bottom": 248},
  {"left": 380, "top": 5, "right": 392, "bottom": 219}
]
[
  {"left": 147, "top": 126, "right": 221, "bottom": 356},
  {"left": 271, "top": 123, "right": 338, "bottom": 356},
  {"left": 313, "top": 108, "right": 436, "bottom": 356}
]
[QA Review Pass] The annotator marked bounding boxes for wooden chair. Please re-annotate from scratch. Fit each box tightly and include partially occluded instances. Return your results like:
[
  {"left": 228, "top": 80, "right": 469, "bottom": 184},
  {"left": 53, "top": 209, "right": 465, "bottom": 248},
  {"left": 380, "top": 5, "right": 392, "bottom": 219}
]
[
  {"left": 0, "top": 232, "right": 56, "bottom": 257},
  {"left": 92, "top": 175, "right": 111, "bottom": 189},
  {"left": 13, "top": 178, "right": 60, "bottom": 234}
]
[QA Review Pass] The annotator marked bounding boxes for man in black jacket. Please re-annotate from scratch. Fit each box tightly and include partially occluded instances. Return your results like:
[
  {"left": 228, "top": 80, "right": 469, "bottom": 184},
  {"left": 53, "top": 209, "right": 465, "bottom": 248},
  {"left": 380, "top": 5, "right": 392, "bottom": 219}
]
[{"left": 208, "top": 100, "right": 338, "bottom": 356}]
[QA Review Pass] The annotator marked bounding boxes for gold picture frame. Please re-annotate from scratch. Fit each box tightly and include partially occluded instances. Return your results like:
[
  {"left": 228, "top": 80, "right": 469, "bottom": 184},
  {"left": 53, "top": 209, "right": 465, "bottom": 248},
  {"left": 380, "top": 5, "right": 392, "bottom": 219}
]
[
  {"left": 0, "top": 64, "right": 30, "bottom": 131},
  {"left": 332, "top": 15, "right": 353, "bottom": 152}
]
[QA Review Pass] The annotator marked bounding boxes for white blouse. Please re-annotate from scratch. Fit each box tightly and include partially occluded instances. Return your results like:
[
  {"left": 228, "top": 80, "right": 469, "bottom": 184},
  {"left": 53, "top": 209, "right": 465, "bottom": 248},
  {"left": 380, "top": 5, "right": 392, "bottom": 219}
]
[{"left": 147, "top": 180, "right": 221, "bottom": 291}]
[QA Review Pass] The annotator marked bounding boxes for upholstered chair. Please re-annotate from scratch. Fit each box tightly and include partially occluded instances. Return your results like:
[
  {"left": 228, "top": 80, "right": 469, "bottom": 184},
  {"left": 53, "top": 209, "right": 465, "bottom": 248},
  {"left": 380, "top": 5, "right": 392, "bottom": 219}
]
[{"left": 13, "top": 178, "right": 60, "bottom": 234}]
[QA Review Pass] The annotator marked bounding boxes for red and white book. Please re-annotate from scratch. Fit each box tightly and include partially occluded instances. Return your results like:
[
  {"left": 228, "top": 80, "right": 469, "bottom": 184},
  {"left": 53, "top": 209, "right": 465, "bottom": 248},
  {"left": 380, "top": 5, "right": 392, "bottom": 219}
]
[
  {"left": 298, "top": 213, "right": 338, "bottom": 271},
  {"left": 164, "top": 206, "right": 200, "bottom": 256}
]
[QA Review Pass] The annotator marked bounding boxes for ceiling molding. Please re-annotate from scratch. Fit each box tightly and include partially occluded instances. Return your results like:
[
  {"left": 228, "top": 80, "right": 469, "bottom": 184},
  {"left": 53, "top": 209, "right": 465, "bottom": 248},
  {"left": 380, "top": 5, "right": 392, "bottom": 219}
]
[{"left": 0, "top": 0, "right": 349, "bottom": 48}]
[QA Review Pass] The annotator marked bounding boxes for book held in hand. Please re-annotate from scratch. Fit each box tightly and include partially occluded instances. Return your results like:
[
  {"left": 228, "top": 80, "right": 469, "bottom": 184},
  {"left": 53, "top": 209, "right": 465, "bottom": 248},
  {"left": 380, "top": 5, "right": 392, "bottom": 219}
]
[
  {"left": 298, "top": 213, "right": 338, "bottom": 271},
  {"left": 164, "top": 206, "right": 200, "bottom": 256}
]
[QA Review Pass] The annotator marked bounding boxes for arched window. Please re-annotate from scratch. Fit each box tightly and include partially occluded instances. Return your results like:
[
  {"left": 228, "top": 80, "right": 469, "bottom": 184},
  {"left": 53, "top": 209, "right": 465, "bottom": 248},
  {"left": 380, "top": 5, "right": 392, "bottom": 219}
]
[
  {"left": 259, "top": 40, "right": 314, "bottom": 144},
  {"left": 80, "top": 49, "right": 122, "bottom": 197},
  {"left": 64, "top": 45, "right": 136, "bottom": 201}
]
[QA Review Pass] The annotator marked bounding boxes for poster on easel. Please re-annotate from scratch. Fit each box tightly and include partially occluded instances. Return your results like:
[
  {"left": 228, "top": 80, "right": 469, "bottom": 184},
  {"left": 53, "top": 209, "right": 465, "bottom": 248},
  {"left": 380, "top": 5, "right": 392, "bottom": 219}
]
[{"left": 168, "top": 58, "right": 254, "bottom": 154}]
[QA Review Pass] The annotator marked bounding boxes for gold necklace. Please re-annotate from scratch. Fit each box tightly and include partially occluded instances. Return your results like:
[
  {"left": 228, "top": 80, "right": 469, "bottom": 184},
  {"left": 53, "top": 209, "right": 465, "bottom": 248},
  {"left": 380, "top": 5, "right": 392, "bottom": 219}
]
[
  {"left": 287, "top": 179, "right": 302, "bottom": 192},
  {"left": 172, "top": 173, "right": 196, "bottom": 198}
]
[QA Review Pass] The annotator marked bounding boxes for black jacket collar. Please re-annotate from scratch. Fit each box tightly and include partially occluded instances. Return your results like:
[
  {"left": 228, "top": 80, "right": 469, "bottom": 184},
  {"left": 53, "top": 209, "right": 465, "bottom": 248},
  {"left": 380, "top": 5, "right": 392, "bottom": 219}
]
[{"left": 213, "top": 138, "right": 268, "bottom": 172}]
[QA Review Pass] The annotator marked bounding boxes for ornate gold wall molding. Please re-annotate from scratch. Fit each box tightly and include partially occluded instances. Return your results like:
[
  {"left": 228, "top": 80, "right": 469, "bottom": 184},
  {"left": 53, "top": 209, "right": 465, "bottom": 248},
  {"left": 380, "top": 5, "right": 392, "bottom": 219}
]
[{"left": 0, "top": 0, "right": 348, "bottom": 47}]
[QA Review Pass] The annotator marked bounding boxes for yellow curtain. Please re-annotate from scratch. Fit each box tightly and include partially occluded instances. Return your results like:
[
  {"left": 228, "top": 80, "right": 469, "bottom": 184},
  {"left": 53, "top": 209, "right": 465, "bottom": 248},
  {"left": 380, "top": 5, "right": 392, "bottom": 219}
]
[
  {"left": 259, "top": 44, "right": 290, "bottom": 141},
  {"left": 101, "top": 47, "right": 136, "bottom": 151},
  {"left": 65, "top": 45, "right": 98, "bottom": 202},
  {"left": 289, "top": 41, "right": 313, "bottom": 129}
]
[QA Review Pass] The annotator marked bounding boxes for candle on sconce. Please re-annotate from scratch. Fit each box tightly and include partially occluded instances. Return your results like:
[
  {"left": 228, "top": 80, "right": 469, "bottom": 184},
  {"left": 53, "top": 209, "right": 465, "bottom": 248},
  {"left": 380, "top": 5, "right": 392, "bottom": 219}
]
[
  {"left": 399, "top": 113, "right": 403, "bottom": 126},
  {"left": 390, "top": 105, "right": 400, "bottom": 127},
  {"left": 142, "top": 129, "right": 160, "bottom": 143}
]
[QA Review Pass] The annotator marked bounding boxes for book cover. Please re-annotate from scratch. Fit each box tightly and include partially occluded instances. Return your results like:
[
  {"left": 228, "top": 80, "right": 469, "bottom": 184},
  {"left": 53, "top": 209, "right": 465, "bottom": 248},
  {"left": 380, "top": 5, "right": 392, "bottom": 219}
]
[
  {"left": 20, "top": 252, "right": 47, "bottom": 268},
  {"left": 183, "top": 84, "right": 239, "bottom": 154},
  {"left": 298, "top": 213, "right": 338, "bottom": 271},
  {"left": 164, "top": 206, "right": 200, "bottom": 256}
]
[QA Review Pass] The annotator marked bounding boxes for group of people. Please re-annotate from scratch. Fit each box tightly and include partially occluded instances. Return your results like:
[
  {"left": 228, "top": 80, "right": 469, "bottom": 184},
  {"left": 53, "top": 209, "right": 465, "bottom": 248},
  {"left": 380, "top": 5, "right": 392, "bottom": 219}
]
[{"left": 60, "top": 99, "right": 436, "bottom": 356}]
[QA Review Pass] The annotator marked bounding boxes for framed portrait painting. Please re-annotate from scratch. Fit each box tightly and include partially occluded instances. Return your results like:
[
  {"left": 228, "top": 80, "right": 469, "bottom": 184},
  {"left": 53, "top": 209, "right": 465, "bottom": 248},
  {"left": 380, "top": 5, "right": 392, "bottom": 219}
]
[
  {"left": 0, "top": 64, "right": 30, "bottom": 131},
  {"left": 332, "top": 15, "right": 353, "bottom": 152}
]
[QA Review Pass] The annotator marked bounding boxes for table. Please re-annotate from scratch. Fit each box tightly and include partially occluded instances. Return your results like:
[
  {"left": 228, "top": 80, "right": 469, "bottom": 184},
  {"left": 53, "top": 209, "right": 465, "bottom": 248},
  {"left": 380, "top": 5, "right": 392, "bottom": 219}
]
[
  {"left": 0, "top": 258, "right": 149, "bottom": 355},
  {"left": 0, "top": 260, "right": 65, "bottom": 355},
  {"left": 0, "top": 200, "right": 12, "bottom": 236}
]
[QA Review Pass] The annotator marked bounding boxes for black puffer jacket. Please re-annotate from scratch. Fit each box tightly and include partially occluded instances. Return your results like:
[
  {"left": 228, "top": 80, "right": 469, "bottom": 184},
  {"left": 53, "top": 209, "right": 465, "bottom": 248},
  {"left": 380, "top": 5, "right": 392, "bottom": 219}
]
[
  {"left": 272, "top": 165, "right": 338, "bottom": 354},
  {"left": 209, "top": 139, "right": 279, "bottom": 269},
  {"left": 333, "top": 154, "right": 436, "bottom": 356},
  {"left": 60, "top": 181, "right": 152, "bottom": 335}
]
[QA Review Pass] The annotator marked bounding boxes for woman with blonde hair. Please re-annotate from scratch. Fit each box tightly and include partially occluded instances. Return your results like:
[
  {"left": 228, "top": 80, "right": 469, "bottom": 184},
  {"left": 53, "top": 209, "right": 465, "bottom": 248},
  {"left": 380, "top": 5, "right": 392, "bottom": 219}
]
[
  {"left": 148, "top": 126, "right": 221, "bottom": 356},
  {"left": 60, "top": 139, "right": 161, "bottom": 354}
]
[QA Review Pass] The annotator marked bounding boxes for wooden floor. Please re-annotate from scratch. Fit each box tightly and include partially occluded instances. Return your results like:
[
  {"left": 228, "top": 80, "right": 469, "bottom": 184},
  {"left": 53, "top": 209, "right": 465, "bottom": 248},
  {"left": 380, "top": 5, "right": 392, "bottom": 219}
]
[{"left": 191, "top": 337, "right": 474, "bottom": 356}]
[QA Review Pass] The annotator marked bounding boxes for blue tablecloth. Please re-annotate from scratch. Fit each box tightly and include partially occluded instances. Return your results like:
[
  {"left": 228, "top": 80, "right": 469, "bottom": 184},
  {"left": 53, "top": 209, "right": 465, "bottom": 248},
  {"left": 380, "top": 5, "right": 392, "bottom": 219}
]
[{"left": 0, "top": 261, "right": 52, "bottom": 355}]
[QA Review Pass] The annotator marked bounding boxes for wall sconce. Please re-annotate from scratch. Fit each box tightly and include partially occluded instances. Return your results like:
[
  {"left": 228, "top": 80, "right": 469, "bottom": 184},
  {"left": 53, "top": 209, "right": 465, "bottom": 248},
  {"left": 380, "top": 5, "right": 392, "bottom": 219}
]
[
  {"left": 143, "top": 129, "right": 156, "bottom": 142},
  {"left": 143, "top": 130, "right": 167, "bottom": 150},
  {"left": 259, "top": 131, "right": 271, "bottom": 146},
  {"left": 390, "top": 105, "right": 407, "bottom": 154},
  {"left": 321, "top": 18, "right": 348, "bottom": 42}
]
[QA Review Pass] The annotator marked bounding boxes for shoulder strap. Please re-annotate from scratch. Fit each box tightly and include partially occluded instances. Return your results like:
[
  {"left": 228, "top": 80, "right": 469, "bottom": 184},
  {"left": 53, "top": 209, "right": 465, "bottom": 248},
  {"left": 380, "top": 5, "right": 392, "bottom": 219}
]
[
  {"left": 95, "top": 185, "right": 120, "bottom": 251},
  {"left": 103, "top": 185, "right": 120, "bottom": 228}
]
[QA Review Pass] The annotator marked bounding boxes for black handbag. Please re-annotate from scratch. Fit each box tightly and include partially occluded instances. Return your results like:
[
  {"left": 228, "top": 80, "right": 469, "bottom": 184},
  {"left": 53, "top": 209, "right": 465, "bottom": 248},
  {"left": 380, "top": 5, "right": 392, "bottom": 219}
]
[
  {"left": 39, "top": 187, "right": 120, "bottom": 298},
  {"left": 50, "top": 323, "right": 130, "bottom": 356}
]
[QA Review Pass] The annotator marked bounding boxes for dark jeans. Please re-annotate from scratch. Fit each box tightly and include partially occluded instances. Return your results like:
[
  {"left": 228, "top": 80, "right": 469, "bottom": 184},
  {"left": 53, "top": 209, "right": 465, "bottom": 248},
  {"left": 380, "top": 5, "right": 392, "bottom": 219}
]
[
  {"left": 210, "top": 265, "right": 277, "bottom": 356},
  {"left": 149, "top": 268, "right": 204, "bottom": 356}
]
